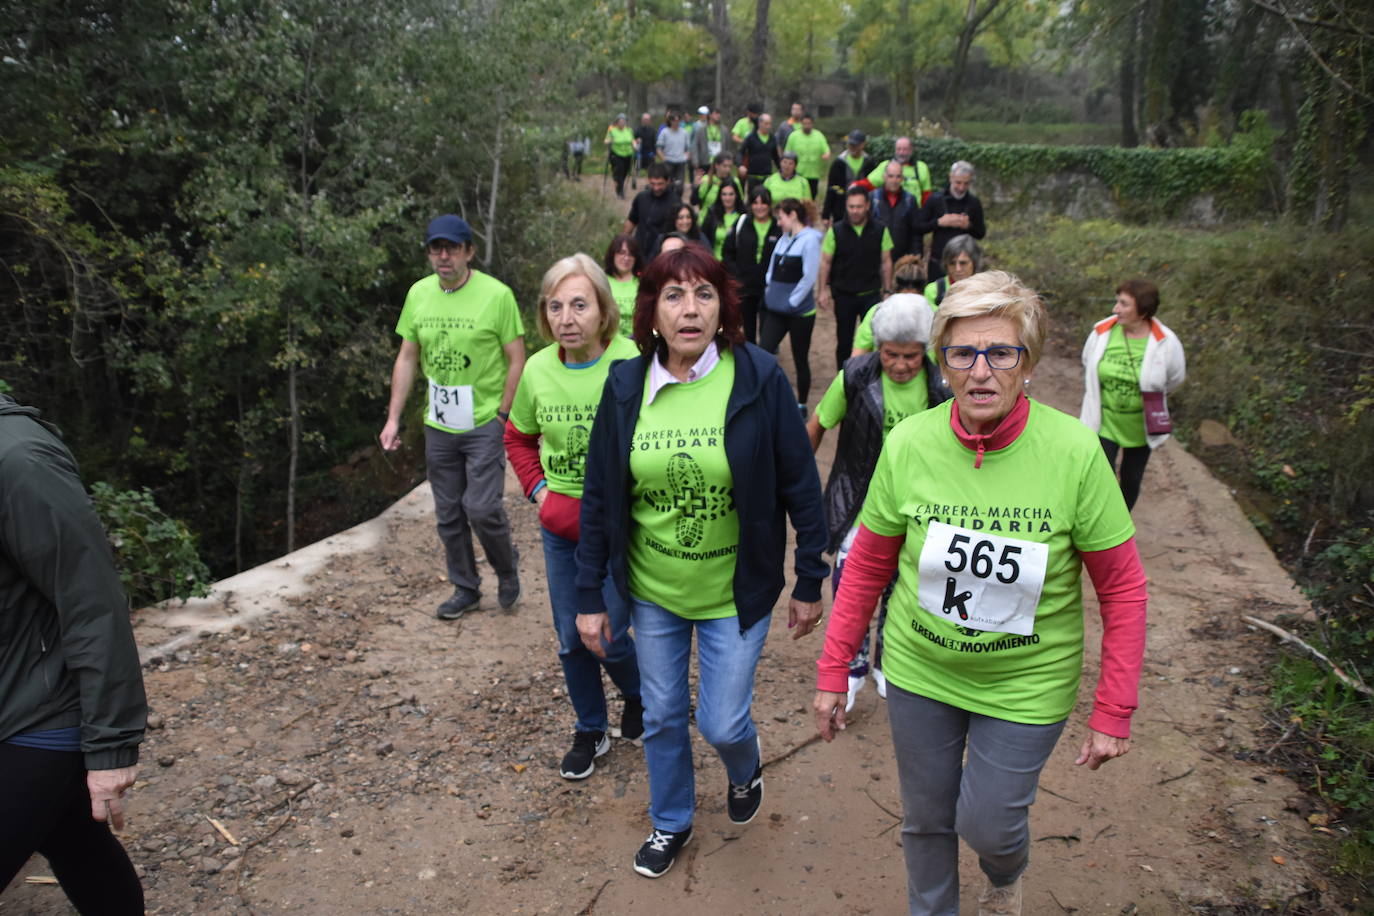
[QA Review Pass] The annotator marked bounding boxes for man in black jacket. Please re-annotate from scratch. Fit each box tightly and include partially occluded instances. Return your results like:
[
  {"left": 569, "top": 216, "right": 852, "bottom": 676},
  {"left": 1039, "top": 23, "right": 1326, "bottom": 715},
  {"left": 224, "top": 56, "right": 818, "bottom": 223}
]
[
  {"left": 818, "top": 186, "right": 894, "bottom": 367},
  {"left": 914, "top": 160, "right": 986, "bottom": 282},
  {"left": 823, "top": 129, "right": 874, "bottom": 225},
  {"left": 624, "top": 163, "right": 679, "bottom": 259},
  {"left": 0, "top": 395, "right": 147, "bottom": 913},
  {"left": 870, "top": 160, "right": 922, "bottom": 261},
  {"left": 738, "top": 113, "right": 780, "bottom": 194}
]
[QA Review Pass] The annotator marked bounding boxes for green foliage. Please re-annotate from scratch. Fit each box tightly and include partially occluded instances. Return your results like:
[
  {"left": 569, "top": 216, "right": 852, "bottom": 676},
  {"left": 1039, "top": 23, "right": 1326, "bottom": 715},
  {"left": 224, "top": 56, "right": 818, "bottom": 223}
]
[
  {"left": 866, "top": 133, "right": 1273, "bottom": 216},
  {"left": 90, "top": 483, "right": 212, "bottom": 606},
  {"left": 954, "top": 121, "right": 1120, "bottom": 147}
]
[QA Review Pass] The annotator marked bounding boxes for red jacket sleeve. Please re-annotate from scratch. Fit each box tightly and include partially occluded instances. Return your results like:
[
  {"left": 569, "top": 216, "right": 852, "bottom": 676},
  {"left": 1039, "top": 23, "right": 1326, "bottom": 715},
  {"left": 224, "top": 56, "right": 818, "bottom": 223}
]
[
  {"left": 815, "top": 525, "right": 904, "bottom": 693},
  {"left": 502, "top": 420, "right": 545, "bottom": 499},
  {"left": 1081, "top": 537, "right": 1149, "bottom": 738}
]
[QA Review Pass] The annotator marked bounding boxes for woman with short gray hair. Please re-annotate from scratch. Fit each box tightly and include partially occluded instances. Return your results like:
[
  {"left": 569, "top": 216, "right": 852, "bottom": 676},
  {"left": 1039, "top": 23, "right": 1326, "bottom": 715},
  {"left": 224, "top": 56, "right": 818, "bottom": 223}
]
[
  {"left": 925, "top": 233, "right": 984, "bottom": 308},
  {"left": 807, "top": 294, "right": 952, "bottom": 709}
]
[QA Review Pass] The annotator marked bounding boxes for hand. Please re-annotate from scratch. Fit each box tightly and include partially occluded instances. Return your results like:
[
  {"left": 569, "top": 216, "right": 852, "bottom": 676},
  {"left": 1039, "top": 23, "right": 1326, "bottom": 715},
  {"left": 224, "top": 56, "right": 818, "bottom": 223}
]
[
  {"left": 788, "top": 598, "right": 823, "bottom": 640},
  {"left": 577, "top": 613, "right": 612, "bottom": 659},
  {"left": 813, "top": 691, "right": 847, "bottom": 741},
  {"left": 534, "top": 488, "right": 548, "bottom": 506},
  {"left": 1074, "top": 729, "right": 1131, "bottom": 770},
  {"left": 818, "top": 288, "right": 834, "bottom": 313},
  {"left": 88, "top": 766, "right": 137, "bottom": 831},
  {"left": 379, "top": 419, "right": 402, "bottom": 451},
  {"left": 937, "top": 213, "right": 961, "bottom": 227}
]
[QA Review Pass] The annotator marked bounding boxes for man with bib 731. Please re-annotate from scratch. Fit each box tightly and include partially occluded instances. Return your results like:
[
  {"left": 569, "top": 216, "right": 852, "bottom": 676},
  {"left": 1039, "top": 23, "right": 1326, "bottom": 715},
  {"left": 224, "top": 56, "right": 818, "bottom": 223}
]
[
  {"left": 380, "top": 215, "right": 525, "bottom": 620},
  {"left": 812, "top": 270, "right": 1148, "bottom": 916}
]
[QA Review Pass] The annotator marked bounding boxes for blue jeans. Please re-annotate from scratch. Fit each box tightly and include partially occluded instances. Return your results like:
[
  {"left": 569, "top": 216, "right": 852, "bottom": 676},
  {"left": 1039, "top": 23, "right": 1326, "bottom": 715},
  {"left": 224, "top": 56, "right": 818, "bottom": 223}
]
[
  {"left": 631, "top": 597, "right": 770, "bottom": 833},
  {"left": 541, "top": 528, "right": 640, "bottom": 734}
]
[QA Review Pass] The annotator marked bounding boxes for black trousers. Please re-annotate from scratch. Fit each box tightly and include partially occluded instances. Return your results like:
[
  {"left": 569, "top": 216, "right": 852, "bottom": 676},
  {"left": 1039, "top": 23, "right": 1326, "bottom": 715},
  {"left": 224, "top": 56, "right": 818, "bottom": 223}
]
[
  {"left": 1100, "top": 437, "right": 1152, "bottom": 511},
  {"left": 759, "top": 310, "right": 817, "bottom": 405},
  {"left": 739, "top": 293, "right": 762, "bottom": 344},
  {"left": 0, "top": 743, "right": 143, "bottom": 915},
  {"left": 610, "top": 154, "right": 632, "bottom": 197},
  {"left": 832, "top": 289, "right": 883, "bottom": 365}
]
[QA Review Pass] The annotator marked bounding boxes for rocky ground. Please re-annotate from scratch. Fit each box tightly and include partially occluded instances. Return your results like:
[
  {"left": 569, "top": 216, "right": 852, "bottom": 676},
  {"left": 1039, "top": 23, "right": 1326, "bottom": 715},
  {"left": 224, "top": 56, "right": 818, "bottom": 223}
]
[{"left": 2, "top": 307, "right": 1358, "bottom": 915}]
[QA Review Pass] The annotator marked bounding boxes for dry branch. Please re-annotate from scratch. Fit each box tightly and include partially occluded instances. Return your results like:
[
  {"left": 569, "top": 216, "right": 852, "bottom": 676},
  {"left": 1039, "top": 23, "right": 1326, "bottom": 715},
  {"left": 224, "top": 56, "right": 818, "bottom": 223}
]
[{"left": 1242, "top": 615, "right": 1373, "bottom": 696}]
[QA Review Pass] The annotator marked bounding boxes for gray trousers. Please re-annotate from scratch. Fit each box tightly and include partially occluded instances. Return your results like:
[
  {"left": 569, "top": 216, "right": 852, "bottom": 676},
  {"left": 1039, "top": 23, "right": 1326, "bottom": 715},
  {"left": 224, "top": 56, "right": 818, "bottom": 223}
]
[
  {"left": 424, "top": 419, "right": 517, "bottom": 592},
  {"left": 887, "top": 683, "right": 1066, "bottom": 916}
]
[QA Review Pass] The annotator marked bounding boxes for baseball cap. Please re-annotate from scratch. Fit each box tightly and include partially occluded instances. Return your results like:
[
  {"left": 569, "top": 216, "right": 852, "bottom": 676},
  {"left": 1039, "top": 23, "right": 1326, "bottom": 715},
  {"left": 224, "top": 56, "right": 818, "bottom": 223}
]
[
  {"left": 698, "top": 105, "right": 709, "bottom": 115},
  {"left": 426, "top": 215, "right": 472, "bottom": 246},
  {"left": 848, "top": 129, "right": 866, "bottom": 144},
  {"left": 616, "top": 112, "right": 627, "bottom": 121},
  {"left": 781, "top": 150, "right": 799, "bottom": 161}
]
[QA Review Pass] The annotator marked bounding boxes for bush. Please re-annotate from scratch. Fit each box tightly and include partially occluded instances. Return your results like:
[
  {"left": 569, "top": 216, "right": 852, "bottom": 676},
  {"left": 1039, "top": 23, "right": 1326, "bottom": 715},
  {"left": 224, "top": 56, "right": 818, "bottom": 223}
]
[
  {"left": 865, "top": 133, "right": 1274, "bottom": 217},
  {"left": 90, "top": 483, "right": 212, "bottom": 607}
]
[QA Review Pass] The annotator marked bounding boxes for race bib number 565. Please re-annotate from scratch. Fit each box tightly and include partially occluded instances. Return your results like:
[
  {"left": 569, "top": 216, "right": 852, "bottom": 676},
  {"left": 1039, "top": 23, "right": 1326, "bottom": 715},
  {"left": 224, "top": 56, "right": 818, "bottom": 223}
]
[{"left": 917, "top": 521, "right": 1048, "bottom": 636}]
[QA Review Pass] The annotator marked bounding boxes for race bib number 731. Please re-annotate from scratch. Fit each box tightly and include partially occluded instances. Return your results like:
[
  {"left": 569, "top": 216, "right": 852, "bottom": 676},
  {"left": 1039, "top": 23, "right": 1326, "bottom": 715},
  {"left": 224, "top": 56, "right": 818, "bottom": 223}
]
[
  {"left": 427, "top": 379, "right": 475, "bottom": 432},
  {"left": 917, "top": 521, "right": 1049, "bottom": 636}
]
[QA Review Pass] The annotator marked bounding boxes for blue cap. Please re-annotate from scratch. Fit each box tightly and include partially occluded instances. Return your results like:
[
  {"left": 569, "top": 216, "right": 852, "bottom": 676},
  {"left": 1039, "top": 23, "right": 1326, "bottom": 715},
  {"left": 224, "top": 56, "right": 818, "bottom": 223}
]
[{"left": 426, "top": 215, "right": 472, "bottom": 246}]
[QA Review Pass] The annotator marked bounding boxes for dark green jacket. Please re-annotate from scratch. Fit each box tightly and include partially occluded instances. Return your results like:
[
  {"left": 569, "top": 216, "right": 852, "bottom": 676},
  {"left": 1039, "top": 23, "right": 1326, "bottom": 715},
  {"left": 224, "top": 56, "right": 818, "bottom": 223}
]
[{"left": 0, "top": 396, "right": 146, "bottom": 768}]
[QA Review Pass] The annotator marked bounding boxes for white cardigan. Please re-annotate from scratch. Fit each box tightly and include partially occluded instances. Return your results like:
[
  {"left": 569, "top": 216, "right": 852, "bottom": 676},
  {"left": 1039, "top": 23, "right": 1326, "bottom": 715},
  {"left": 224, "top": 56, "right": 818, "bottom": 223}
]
[{"left": 1079, "top": 316, "right": 1186, "bottom": 450}]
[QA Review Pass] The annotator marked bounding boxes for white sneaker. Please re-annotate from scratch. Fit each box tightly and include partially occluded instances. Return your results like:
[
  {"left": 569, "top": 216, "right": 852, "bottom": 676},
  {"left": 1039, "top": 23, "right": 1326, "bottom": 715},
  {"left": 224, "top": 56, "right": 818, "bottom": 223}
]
[
  {"left": 977, "top": 876, "right": 1022, "bottom": 916},
  {"left": 845, "top": 674, "right": 865, "bottom": 712},
  {"left": 872, "top": 668, "right": 887, "bottom": 699}
]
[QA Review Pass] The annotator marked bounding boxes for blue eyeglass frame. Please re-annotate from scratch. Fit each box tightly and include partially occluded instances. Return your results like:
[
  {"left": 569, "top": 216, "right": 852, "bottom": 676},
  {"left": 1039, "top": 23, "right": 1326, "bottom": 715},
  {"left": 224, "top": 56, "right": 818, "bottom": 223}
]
[{"left": 939, "top": 345, "right": 1028, "bottom": 370}]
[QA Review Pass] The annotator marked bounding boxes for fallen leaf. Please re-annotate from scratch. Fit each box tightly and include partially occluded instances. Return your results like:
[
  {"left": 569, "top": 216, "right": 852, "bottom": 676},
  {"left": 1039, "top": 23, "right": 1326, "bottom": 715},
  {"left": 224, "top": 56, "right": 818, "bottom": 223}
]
[
  {"left": 1272, "top": 855, "right": 1286, "bottom": 865},
  {"left": 1139, "top": 864, "right": 1154, "bottom": 873},
  {"left": 1307, "top": 813, "right": 1330, "bottom": 827},
  {"left": 511, "top": 763, "right": 526, "bottom": 773}
]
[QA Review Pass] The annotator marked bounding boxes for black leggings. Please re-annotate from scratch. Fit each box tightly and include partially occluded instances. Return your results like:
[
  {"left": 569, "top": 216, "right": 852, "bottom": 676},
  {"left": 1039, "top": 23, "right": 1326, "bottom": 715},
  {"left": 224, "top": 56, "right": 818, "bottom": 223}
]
[
  {"left": 759, "top": 310, "right": 817, "bottom": 405},
  {"left": 1100, "top": 437, "right": 1151, "bottom": 511},
  {"left": 739, "top": 293, "right": 762, "bottom": 344},
  {"left": 0, "top": 743, "right": 143, "bottom": 915},
  {"left": 610, "top": 153, "right": 632, "bottom": 196}
]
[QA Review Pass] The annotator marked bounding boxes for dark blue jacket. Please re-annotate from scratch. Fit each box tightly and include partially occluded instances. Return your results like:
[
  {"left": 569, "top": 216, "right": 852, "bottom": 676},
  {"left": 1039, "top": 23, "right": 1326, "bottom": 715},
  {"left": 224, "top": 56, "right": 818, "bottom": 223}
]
[{"left": 574, "top": 342, "right": 828, "bottom": 633}]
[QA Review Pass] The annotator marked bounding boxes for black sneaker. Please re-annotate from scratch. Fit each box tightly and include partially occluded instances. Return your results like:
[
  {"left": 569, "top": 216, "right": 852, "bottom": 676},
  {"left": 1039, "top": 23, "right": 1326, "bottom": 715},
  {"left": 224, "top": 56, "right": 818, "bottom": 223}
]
[
  {"left": 619, "top": 696, "right": 644, "bottom": 746},
  {"left": 436, "top": 587, "right": 480, "bottom": 620},
  {"left": 633, "top": 826, "right": 693, "bottom": 878},
  {"left": 558, "top": 730, "right": 609, "bottom": 780},
  {"left": 497, "top": 572, "right": 521, "bottom": 611},
  {"left": 727, "top": 762, "right": 764, "bottom": 825}
]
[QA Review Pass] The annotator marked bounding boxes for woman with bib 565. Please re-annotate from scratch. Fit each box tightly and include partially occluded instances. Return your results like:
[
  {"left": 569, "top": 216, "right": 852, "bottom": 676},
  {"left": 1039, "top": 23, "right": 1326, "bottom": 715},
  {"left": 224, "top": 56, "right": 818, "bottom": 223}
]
[{"left": 812, "top": 271, "right": 1148, "bottom": 916}]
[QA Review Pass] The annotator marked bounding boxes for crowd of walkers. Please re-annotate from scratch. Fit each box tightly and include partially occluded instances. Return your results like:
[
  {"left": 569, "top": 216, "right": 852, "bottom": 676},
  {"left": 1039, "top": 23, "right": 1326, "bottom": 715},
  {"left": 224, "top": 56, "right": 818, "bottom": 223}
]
[
  {"left": 1, "top": 102, "right": 1185, "bottom": 916},
  {"left": 359, "top": 109, "right": 1188, "bottom": 906}
]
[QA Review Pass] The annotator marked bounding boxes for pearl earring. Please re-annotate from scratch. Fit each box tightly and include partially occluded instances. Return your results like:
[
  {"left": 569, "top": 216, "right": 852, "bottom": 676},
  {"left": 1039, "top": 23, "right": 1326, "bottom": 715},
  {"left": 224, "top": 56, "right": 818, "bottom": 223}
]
[{"left": 652, "top": 328, "right": 660, "bottom": 338}]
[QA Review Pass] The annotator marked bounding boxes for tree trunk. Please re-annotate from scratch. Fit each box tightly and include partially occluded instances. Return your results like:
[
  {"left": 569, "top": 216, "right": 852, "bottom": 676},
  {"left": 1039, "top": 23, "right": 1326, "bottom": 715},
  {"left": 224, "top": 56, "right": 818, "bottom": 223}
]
[
  {"left": 748, "top": 0, "right": 771, "bottom": 101},
  {"left": 485, "top": 120, "right": 502, "bottom": 268},
  {"left": 944, "top": 0, "right": 1002, "bottom": 124},
  {"left": 285, "top": 318, "right": 298, "bottom": 555},
  {"left": 1142, "top": 0, "right": 1175, "bottom": 144},
  {"left": 710, "top": 0, "right": 736, "bottom": 111},
  {"left": 1119, "top": 8, "right": 1140, "bottom": 147}
]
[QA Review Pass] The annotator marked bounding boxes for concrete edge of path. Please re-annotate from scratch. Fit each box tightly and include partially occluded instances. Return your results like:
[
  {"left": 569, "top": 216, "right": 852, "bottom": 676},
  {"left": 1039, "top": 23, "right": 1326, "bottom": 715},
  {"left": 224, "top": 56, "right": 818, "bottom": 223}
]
[{"left": 134, "top": 481, "right": 436, "bottom": 663}]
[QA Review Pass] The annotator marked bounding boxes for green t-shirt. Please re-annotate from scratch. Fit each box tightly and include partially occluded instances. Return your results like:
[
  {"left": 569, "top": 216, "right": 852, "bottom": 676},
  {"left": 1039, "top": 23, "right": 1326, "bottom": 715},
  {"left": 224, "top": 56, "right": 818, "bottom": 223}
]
[
  {"left": 711, "top": 211, "right": 742, "bottom": 260},
  {"left": 866, "top": 159, "right": 932, "bottom": 199},
  {"left": 395, "top": 271, "right": 525, "bottom": 432},
  {"left": 606, "top": 125, "right": 635, "bottom": 157},
  {"left": 698, "top": 175, "right": 741, "bottom": 214},
  {"left": 821, "top": 223, "right": 894, "bottom": 256},
  {"left": 731, "top": 116, "right": 753, "bottom": 140},
  {"left": 923, "top": 279, "right": 948, "bottom": 309},
  {"left": 764, "top": 172, "right": 813, "bottom": 201},
  {"left": 785, "top": 129, "right": 830, "bottom": 180},
  {"left": 753, "top": 219, "right": 772, "bottom": 261},
  {"left": 815, "top": 368, "right": 929, "bottom": 436},
  {"left": 1098, "top": 324, "right": 1147, "bottom": 448},
  {"left": 859, "top": 399, "right": 1135, "bottom": 724},
  {"left": 842, "top": 153, "right": 865, "bottom": 177},
  {"left": 853, "top": 311, "right": 875, "bottom": 352},
  {"left": 509, "top": 335, "right": 637, "bottom": 499},
  {"left": 628, "top": 352, "right": 739, "bottom": 619},
  {"left": 608, "top": 276, "right": 639, "bottom": 333}
]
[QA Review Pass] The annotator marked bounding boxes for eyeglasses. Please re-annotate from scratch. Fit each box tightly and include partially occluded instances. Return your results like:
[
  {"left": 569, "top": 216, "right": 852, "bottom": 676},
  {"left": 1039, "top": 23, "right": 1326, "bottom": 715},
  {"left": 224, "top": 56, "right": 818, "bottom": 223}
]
[{"left": 940, "top": 345, "right": 1026, "bottom": 371}]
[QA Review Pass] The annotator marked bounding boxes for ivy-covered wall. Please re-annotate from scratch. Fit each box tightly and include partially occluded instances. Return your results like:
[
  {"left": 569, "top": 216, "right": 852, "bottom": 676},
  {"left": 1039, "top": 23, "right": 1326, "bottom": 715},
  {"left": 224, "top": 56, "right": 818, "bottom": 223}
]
[{"left": 867, "top": 136, "right": 1274, "bottom": 223}]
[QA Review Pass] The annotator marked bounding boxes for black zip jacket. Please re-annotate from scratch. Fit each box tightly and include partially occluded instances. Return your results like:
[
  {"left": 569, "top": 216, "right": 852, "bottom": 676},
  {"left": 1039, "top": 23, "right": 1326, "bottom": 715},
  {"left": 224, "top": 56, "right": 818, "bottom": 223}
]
[
  {"left": 574, "top": 343, "right": 828, "bottom": 634},
  {"left": 0, "top": 396, "right": 147, "bottom": 769},
  {"left": 722, "top": 217, "right": 782, "bottom": 298}
]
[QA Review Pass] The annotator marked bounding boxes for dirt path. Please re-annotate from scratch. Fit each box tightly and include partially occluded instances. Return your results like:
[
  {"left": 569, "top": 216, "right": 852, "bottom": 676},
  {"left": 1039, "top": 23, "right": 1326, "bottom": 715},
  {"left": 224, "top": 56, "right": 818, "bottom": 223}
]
[{"left": 2, "top": 220, "right": 1346, "bottom": 915}]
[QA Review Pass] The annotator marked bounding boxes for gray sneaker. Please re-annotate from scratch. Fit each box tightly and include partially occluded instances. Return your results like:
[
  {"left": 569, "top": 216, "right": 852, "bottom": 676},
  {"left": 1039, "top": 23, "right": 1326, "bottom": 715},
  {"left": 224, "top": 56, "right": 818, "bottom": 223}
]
[{"left": 436, "top": 587, "right": 480, "bottom": 620}]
